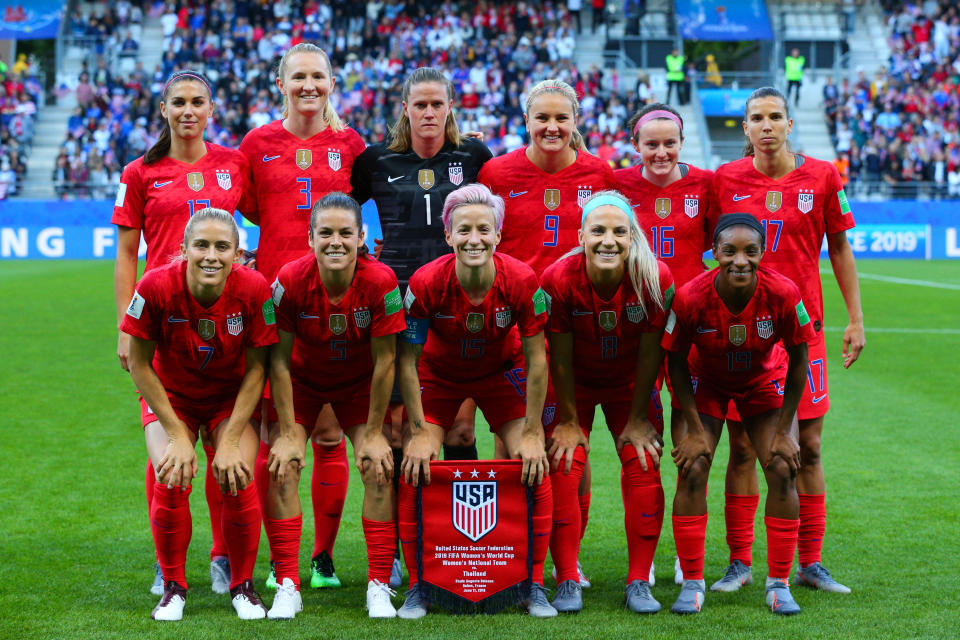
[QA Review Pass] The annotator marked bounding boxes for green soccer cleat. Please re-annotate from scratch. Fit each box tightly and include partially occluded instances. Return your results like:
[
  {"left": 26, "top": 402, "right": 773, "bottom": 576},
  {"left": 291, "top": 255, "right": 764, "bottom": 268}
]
[
  {"left": 265, "top": 561, "right": 277, "bottom": 590},
  {"left": 310, "top": 551, "right": 342, "bottom": 589}
]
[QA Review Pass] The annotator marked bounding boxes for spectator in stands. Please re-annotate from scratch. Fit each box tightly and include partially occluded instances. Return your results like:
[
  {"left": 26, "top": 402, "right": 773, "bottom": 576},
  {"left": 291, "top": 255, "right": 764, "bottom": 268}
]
[
  {"left": 665, "top": 49, "right": 685, "bottom": 105},
  {"left": 785, "top": 48, "right": 805, "bottom": 105}
]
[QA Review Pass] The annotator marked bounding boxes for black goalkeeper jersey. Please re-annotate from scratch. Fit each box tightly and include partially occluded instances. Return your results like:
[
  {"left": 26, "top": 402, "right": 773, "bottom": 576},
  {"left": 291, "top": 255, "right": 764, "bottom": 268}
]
[{"left": 351, "top": 137, "right": 493, "bottom": 287}]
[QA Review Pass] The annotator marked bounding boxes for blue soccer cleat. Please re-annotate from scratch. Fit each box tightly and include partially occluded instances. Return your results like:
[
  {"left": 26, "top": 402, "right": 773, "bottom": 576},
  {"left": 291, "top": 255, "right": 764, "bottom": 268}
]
[
  {"left": 766, "top": 578, "right": 801, "bottom": 615},
  {"left": 710, "top": 559, "right": 753, "bottom": 592},
  {"left": 795, "top": 562, "right": 851, "bottom": 594},
  {"left": 671, "top": 579, "right": 705, "bottom": 614}
]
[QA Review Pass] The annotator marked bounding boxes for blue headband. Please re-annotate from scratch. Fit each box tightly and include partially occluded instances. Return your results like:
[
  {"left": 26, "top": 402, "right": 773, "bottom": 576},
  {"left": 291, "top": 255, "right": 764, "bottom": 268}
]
[{"left": 581, "top": 195, "right": 634, "bottom": 224}]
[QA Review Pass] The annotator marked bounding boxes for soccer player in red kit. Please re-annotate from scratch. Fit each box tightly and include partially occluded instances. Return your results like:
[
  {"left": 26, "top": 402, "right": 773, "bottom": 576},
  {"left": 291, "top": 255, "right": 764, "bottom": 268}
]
[
  {"left": 112, "top": 69, "right": 248, "bottom": 596},
  {"left": 711, "top": 87, "right": 864, "bottom": 594},
  {"left": 395, "top": 184, "right": 554, "bottom": 619},
  {"left": 121, "top": 209, "right": 277, "bottom": 621},
  {"left": 265, "top": 193, "right": 406, "bottom": 619},
  {"left": 664, "top": 213, "right": 815, "bottom": 616},
  {"left": 540, "top": 191, "right": 673, "bottom": 614},
  {"left": 239, "top": 43, "right": 364, "bottom": 592}
]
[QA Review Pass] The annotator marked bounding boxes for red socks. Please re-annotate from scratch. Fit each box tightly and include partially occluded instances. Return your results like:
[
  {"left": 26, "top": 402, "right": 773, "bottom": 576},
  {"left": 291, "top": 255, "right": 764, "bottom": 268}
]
[
  {"left": 578, "top": 490, "right": 591, "bottom": 540},
  {"left": 549, "top": 447, "right": 586, "bottom": 583},
  {"left": 620, "top": 446, "right": 664, "bottom": 583},
  {"left": 222, "top": 484, "right": 261, "bottom": 590},
  {"left": 267, "top": 515, "right": 303, "bottom": 588},
  {"left": 362, "top": 517, "right": 397, "bottom": 583},
  {"left": 673, "top": 514, "right": 707, "bottom": 581},
  {"left": 203, "top": 445, "right": 228, "bottom": 559},
  {"left": 151, "top": 484, "right": 192, "bottom": 588},
  {"left": 310, "top": 439, "right": 349, "bottom": 559},
  {"left": 724, "top": 493, "right": 759, "bottom": 566},
  {"left": 765, "top": 516, "right": 799, "bottom": 580},
  {"left": 531, "top": 475, "right": 553, "bottom": 586},
  {"left": 254, "top": 440, "right": 270, "bottom": 534},
  {"left": 798, "top": 493, "right": 826, "bottom": 566},
  {"left": 145, "top": 459, "right": 155, "bottom": 514},
  {"left": 397, "top": 479, "right": 420, "bottom": 588}
]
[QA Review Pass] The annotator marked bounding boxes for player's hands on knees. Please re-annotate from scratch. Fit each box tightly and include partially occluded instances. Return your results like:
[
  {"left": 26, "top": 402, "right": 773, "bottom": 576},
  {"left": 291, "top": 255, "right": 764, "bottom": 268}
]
[
  {"left": 157, "top": 435, "right": 198, "bottom": 491},
  {"left": 768, "top": 430, "right": 801, "bottom": 474},
  {"left": 212, "top": 442, "right": 252, "bottom": 496},
  {"left": 671, "top": 429, "right": 713, "bottom": 478},
  {"left": 617, "top": 417, "right": 663, "bottom": 472},
  {"left": 513, "top": 432, "right": 548, "bottom": 487},
  {"left": 842, "top": 320, "right": 865, "bottom": 368},
  {"left": 355, "top": 427, "right": 394, "bottom": 486},
  {"left": 402, "top": 432, "right": 439, "bottom": 487},
  {"left": 117, "top": 332, "right": 131, "bottom": 371},
  {"left": 547, "top": 421, "right": 587, "bottom": 474},
  {"left": 268, "top": 433, "right": 305, "bottom": 487}
]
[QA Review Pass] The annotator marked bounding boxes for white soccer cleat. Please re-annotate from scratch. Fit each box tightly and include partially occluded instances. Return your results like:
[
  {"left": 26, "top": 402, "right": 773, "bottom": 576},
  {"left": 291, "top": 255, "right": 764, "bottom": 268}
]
[
  {"left": 230, "top": 579, "right": 267, "bottom": 620},
  {"left": 366, "top": 579, "right": 398, "bottom": 618},
  {"left": 151, "top": 581, "right": 186, "bottom": 621},
  {"left": 267, "top": 578, "right": 303, "bottom": 620},
  {"left": 649, "top": 560, "right": 656, "bottom": 587}
]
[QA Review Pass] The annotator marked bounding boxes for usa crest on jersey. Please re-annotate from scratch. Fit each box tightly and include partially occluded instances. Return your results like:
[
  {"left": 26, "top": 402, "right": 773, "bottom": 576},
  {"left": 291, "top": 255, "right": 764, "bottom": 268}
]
[
  {"left": 452, "top": 481, "right": 497, "bottom": 542},
  {"left": 599, "top": 310, "right": 618, "bottom": 331},
  {"left": 198, "top": 318, "right": 216, "bottom": 340},
  {"left": 542, "top": 403, "right": 557, "bottom": 425},
  {"left": 226, "top": 312, "right": 244, "bottom": 336},
  {"left": 756, "top": 315, "right": 774, "bottom": 339},
  {"left": 216, "top": 170, "right": 232, "bottom": 190},
  {"left": 626, "top": 302, "right": 646, "bottom": 323},
  {"left": 448, "top": 162, "right": 463, "bottom": 185},
  {"left": 329, "top": 313, "right": 347, "bottom": 335},
  {"left": 728, "top": 324, "right": 747, "bottom": 346},
  {"left": 797, "top": 189, "right": 814, "bottom": 214},
  {"left": 187, "top": 172, "right": 204, "bottom": 192},
  {"left": 328, "top": 148, "right": 341, "bottom": 171},
  {"left": 655, "top": 197, "right": 671, "bottom": 219},
  {"left": 495, "top": 306, "right": 512, "bottom": 328},
  {"left": 466, "top": 312, "right": 484, "bottom": 333},
  {"left": 544, "top": 188, "right": 560, "bottom": 210},
  {"left": 353, "top": 307, "right": 371, "bottom": 329},
  {"left": 684, "top": 195, "right": 699, "bottom": 218},
  {"left": 296, "top": 149, "right": 312, "bottom": 170},
  {"left": 577, "top": 186, "right": 593, "bottom": 207}
]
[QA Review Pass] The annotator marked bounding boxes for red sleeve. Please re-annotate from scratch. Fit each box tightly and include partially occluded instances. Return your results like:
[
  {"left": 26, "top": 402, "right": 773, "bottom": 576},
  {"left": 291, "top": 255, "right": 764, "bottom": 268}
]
[
  {"left": 111, "top": 161, "right": 146, "bottom": 229},
  {"left": 701, "top": 172, "right": 720, "bottom": 252},
  {"left": 778, "top": 280, "right": 817, "bottom": 347},
  {"left": 660, "top": 288, "right": 691, "bottom": 353},
  {"left": 514, "top": 265, "right": 547, "bottom": 337},
  {"left": 823, "top": 163, "right": 855, "bottom": 234},
  {"left": 477, "top": 161, "right": 499, "bottom": 193},
  {"left": 540, "top": 264, "right": 572, "bottom": 334},
  {"left": 272, "top": 264, "right": 297, "bottom": 333},
  {"left": 119, "top": 271, "right": 160, "bottom": 341},
  {"left": 404, "top": 268, "right": 432, "bottom": 320},
  {"left": 369, "top": 266, "right": 406, "bottom": 338},
  {"left": 237, "top": 133, "right": 259, "bottom": 223},
  {"left": 348, "top": 128, "right": 367, "bottom": 158},
  {"left": 602, "top": 161, "right": 617, "bottom": 189},
  {"left": 245, "top": 270, "right": 279, "bottom": 348}
]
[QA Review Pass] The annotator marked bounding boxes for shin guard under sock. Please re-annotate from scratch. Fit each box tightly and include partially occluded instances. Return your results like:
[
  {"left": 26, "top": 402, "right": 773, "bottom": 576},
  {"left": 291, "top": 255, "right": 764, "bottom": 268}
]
[
  {"left": 765, "top": 516, "right": 799, "bottom": 580},
  {"left": 310, "top": 439, "right": 348, "bottom": 558},
  {"left": 673, "top": 514, "right": 707, "bottom": 581},
  {"left": 548, "top": 447, "right": 586, "bottom": 583},
  {"left": 724, "top": 493, "right": 759, "bottom": 566},
  {"left": 151, "top": 484, "right": 192, "bottom": 588},
  {"left": 203, "top": 445, "right": 228, "bottom": 559},
  {"left": 362, "top": 517, "right": 397, "bottom": 583},
  {"left": 620, "top": 446, "right": 664, "bottom": 583},
  {"left": 222, "top": 484, "right": 261, "bottom": 589},
  {"left": 798, "top": 493, "right": 826, "bottom": 566}
]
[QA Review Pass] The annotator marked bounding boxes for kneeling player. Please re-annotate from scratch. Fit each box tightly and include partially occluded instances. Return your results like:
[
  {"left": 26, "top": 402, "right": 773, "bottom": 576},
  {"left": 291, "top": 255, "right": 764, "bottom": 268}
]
[
  {"left": 123, "top": 208, "right": 277, "bottom": 621},
  {"left": 266, "top": 193, "right": 406, "bottom": 619},
  {"left": 664, "top": 213, "right": 814, "bottom": 615},
  {"left": 541, "top": 191, "right": 674, "bottom": 614},
  {"left": 396, "top": 184, "right": 553, "bottom": 619}
]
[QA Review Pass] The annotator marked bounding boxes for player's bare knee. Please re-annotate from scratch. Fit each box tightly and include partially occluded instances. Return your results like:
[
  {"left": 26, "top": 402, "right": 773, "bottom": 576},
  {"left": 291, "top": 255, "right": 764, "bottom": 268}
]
[
  {"left": 679, "top": 458, "right": 711, "bottom": 494},
  {"left": 799, "top": 435, "right": 822, "bottom": 466},
  {"left": 763, "top": 456, "right": 793, "bottom": 490}
]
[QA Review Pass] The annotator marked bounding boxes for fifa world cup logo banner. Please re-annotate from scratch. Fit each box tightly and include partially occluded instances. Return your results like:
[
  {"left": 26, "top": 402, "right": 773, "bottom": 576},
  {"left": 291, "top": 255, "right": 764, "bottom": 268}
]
[{"left": 403, "top": 460, "right": 533, "bottom": 613}]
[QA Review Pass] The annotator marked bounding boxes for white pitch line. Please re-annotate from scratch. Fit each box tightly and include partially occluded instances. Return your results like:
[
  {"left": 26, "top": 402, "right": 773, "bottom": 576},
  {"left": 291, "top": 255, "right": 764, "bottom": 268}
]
[
  {"left": 819, "top": 269, "right": 960, "bottom": 291},
  {"left": 823, "top": 327, "right": 960, "bottom": 335}
]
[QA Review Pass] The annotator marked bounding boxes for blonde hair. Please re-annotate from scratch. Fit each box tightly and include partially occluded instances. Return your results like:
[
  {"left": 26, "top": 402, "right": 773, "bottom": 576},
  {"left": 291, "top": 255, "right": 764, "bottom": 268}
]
[
  {"left": 182, "top": 207, "right": 240, "bottom": 248},
  {"left": 388, "top": 67, "right": 462, "bottom": 153},
  {"left": 563, "top": 190, "right": 663, "bottom": 316},
  {"left": 277, "top": 43, "right": 345, "bottom": 131},
  {"left": 524, "top": 79, "right": 586, "bottom": 151}
]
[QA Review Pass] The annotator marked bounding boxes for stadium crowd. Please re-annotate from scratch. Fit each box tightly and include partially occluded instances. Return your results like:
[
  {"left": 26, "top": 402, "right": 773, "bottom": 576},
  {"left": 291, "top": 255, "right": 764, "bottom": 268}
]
[
  {"left": 57, "top": 0, "right": 648, "bottom": 199},
  {"left": 0, "top": 55, "right": 40, "bottom": 199},
  {"left": 825, "top": 0, "right": 960, "bottom": 198}
]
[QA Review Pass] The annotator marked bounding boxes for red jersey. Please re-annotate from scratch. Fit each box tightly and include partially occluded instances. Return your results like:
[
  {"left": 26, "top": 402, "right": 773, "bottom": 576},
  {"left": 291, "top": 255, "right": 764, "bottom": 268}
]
[
  {"left": 120, "top": 261, "right": 278, "bottom": 404},
  {"left": 112, "top": 143, "right": 249, "bottom": 272},
  {"left": 238, "top": 121, "right": 366, "bottom": 282},
  {"left": 272, "top": 253, "right": 405, "bottom": 391},
  {"left": 542, "top": 253, "right": 674, "bottom": 388},
  {"left": 713, "top": 155, "right": 855, "bottom": 325},
  {"left": 478, "top": 147, "right": 616, "bottom": 276},
  {"left": 615, "top": 163, "right": 719, "bottom": 287},
  {"left": 662, "top": 266, "right": 816, "bottom": 392},
  {"left": 403, "top": 253, "right": 548, "bottom": 382}
]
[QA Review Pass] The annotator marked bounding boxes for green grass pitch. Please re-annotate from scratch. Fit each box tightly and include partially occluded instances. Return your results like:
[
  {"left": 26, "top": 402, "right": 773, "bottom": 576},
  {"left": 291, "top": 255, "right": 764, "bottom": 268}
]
[{"left": 1, "top": 259, "right": 958, "bottom": 639}]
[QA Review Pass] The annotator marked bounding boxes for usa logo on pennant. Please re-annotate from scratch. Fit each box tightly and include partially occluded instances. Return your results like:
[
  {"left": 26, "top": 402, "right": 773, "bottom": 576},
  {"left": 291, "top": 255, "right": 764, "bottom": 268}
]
[
  {"left": 452, "top": 481, "right": 497, "bottom": 542},
  {"left": 797, "top": 189, "right": 814, "bottom": 214},
  {"left": 448, "top": 162, "right": 463, "bottom": 185},
  {"left": 495, "top": 306, "right": 512, "bottom": 328},
  {"left": 216, "top": 170, "right": 232, "bottom": 190},
  {"left": 226, "top": 312, "right": 244, "bottom": 336},
  {"left": 577, "top": 186, "right": 593, "bottom": 208},
  {"left": 684, "top": 195, "right": 699, "bottom": 218},
  {"left": 542, "top": 403, "right": 557, "bottom": 425},
  {"left": 328, "top": 149, "right": 341, "bottom": 171},
  {"left": 353, "top": 307, "right": 371, "bottom": 329},
  {"left": 756, "top": 315, "right": 774, "bottom": 339}
]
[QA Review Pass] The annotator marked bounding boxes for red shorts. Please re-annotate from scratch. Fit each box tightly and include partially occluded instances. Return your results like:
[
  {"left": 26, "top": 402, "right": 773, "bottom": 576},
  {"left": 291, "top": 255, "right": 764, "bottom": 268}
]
[
  {"left": 267, "top": 379, "right": 370, "bottom": 429},
  {"left": 420, "top": 365, "right": 527, "bottom": 432},
  {"left": 139, "top": 394, "right": 236, "bottom": 434},
  {"left": 545, "top": 384, "right": 664, "bottom": 438},
  {"left": 674, "top": 363, "right": 787, "bottom": 421}
]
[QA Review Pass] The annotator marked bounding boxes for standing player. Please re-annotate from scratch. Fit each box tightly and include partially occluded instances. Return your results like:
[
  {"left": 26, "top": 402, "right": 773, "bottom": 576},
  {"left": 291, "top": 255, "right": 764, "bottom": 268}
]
[
  {"left": 265, "top": 193, "right": 406, "bottom": 619},
  {"left": 122, "top": 209, "right": 277, "bottom": 620},
  {"left": 664, "top": 213, "right": 815, "bottom": 615},
  {"left": 395, "top": 184, "right": 554, "bottom": 619},
  {"left": 350, "top": 67, "right": 493, "bottom": 585},
  {"left": 112, "top": 69, "right": 248, "bottom": 596},
  {"left": 711, "top": 87, "right": 864, "bottom": 594},
  {"left": 239, "top": 43, "right": 365, "bottom": 592},
  {"left": 478, "top": 77, "right": 617, "bottom": 587},
  {"left": 614, "top": 102, "right": 718, "bottom": 586},
  {"left": 540, "top": 191, "right": 673, "bottom": 614}
]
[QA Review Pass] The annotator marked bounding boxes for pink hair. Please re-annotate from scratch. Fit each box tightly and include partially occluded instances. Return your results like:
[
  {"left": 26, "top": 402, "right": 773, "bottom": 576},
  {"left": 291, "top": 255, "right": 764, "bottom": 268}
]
[{"left": 441, "top": 183, "right": 505, "bottom": 232}]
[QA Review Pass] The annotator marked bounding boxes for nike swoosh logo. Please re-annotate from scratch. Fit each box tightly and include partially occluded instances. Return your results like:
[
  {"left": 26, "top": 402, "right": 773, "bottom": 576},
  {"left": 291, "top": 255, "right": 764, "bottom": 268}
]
[
  {"left": 811, "top": 394, "right": 827, "bottom": 403},
  {"left": 153, "top": 181, "right": 173, "bottom": 188},
  {"left": 167, "top": 315, "right": 188, "bottom": 323},
  {"left": 572, "top": 310, "right": 593, "bottom": 316},
  {"left": 732, "top": 194, "right": 751, "bottom": 201},
  {"left": 262, "top": 155, "right": 281, "bottom": 162},
  {"left": 641, "top": 512, "right": 656, "bottom": 518},
  {"left": 434, "top": 313, "right": 455, "bottom": 319},
  {"left": 696, "top": 326, "right": 717, "bottom": 333},
  {"left": 387, "top": 175, "right": 404, "bottom": 182},
  {"left": 509, "top": 190, "right": 528, "bottom": 197},
  {"left": 299, "top": 312, "right": 321, "bottom": 319}
]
